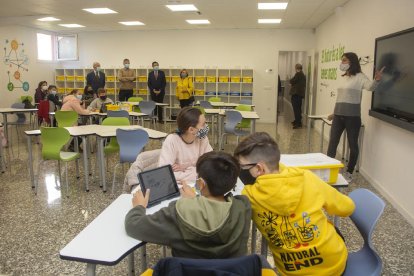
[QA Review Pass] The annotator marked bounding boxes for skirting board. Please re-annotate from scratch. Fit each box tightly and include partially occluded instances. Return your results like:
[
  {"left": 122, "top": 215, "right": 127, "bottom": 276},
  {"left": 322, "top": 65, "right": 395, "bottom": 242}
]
[{"left": 359, "top": 168, "right": 414, "bottom": 227}]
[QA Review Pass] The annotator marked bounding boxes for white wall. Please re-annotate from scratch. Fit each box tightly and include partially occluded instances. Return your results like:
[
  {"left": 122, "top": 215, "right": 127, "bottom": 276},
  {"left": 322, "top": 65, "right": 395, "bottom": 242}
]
[
  {"left": 60, "top": 29, "right": 315, "bottom": 123},
  {"left": 315, "top": 0, "right": 414, "bottom": 225},
  {"left": 0, "top": 26, "right": 56, "bottom": 113}
]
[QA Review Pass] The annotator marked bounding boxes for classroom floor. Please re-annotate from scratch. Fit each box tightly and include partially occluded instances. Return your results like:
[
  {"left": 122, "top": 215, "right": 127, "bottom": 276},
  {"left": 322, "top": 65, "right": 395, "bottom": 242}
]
[{"left": 1, "top": 103, "right": 413, "bottom": 275}]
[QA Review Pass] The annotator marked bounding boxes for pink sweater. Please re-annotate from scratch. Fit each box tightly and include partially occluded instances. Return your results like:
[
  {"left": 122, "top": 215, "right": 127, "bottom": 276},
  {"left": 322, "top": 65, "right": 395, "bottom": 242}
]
[
  {"left": 158, "top": 133, "right": 213, "bottom": 182},
  {"left": 61, "top": 95, "right": 91, "bottom": 115}
]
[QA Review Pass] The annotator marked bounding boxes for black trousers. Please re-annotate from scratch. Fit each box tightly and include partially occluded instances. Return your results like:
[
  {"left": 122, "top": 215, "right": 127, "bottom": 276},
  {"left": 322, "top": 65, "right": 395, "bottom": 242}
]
[
  {"left": 327, "top": 115, "right": 361, "bottom": 173},
  {"left": 179, "top": 99, "right": 194, "bottom": 108},
  {"left": 291, "top": 94, "right": 304, "bottom": 125},
  {"left": 119, "top": 89, "right": 133, "bottom": 101},
  {"left": 150, "top": 92, "right": 165, "bottom": 122}
]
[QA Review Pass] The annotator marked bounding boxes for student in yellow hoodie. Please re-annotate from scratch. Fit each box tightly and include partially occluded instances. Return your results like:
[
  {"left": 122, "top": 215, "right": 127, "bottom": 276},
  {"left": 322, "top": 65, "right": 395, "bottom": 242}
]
[{"left": 234, "top": 132, "right": 355, "bottom": 276}]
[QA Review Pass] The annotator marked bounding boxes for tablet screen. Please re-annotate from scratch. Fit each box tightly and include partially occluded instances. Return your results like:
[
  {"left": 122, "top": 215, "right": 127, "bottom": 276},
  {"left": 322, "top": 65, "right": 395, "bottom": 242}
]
[{"left": 138, "top": 165, "right": 180, "bottom": 207}]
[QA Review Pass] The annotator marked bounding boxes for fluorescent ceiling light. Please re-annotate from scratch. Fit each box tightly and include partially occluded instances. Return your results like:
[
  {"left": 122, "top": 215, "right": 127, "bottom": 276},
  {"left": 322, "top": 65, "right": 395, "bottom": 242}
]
[
  {"left": 186, "top": 19, "right": 210, "bottom": 25},
  {"left": 59, "top": 24, "right": 85, "bottom": 28},
  {"left": 82, "top": 8, "right": 117, "bottom": 14},
  {"left": 258, "top": 19, "right": 282, "bottom": 24},
  {"left": 258, "top": 3, "right": 288, "bottom": 10},
  {"left": 119, "top": 21, "right": 145, "bottom": 26},
  {"left": 37, "top": 17, "right": 61, "bottom": 22},
  {"left": 166, "top": 4, "right": 198, "bottom": 11}
]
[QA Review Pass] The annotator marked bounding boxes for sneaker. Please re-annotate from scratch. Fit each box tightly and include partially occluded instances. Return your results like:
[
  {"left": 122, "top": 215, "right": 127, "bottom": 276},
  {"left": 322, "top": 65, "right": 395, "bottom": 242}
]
[
  {"left": 292, "top": 124, "right": 302, "bottom": 129},
  {"left": 343, "top": 171, "right": 353, "bottom": 183}
]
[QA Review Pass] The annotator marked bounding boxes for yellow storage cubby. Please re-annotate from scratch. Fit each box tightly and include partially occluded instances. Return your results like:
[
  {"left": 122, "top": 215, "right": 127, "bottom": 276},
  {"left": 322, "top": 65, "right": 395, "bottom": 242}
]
[
  {"left": 171, "top": 76, "right": 180, "bottom": 82},
  {"left": 195, "top": 89, "right": 205, "bottom": 96},
  {"left": 218, "top": 76, "right": 229, "bottom": 83},
  {"left": 138, "top": 76, "right": 147, "bottom": 82},
  {"left": 56, "top": 75, "right": 65, "bottom": 81},
  {"left": 66, "top": 88, "right": 74, "bottom": 93},
  {"left": 138, "top": 89, "right": 148, "bottom": 95},
  {"left": 195, "top": 76, "right": 205, "bottom": 83},
  {"left": 58, "top": 87, "right": 66, "bottom": 93},
  {"left": 206, "top": 76, "right": 216, "bottom": 83},
  {"left": 106, "top": 88, "right": 115, "bottom": 94},
  {"left": 242, "top": 76, "right": 253, "bottom": 83},
  {"left": 106, "top": 76, "right": 116, "bottom": 82},
  {"left": 75, "top": 76, "right": 85, "bottom": 82},
  {"left": 66, "top": 76, "right": 75, "bottom": 81},
  {"left": 231, "top": 76, "right": 241, "bottom": 82}
]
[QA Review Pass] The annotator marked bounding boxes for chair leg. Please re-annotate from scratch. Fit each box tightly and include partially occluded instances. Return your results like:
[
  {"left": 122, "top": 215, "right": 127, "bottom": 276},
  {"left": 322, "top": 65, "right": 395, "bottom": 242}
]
[
  {"left": 111, "top": 162, "right": 121, "bottom": 195},
  {"left": 65, "top": 163, "right": 69, "bottom": 197},
  {"left": 58, "top": 160, "right": 62, "bottom": 185},
  {"left": 220, "top": 133, "right": 227, "bottom": 151},
  {"left": 35, "top": 160, "right": 45, "bottom": 195}
]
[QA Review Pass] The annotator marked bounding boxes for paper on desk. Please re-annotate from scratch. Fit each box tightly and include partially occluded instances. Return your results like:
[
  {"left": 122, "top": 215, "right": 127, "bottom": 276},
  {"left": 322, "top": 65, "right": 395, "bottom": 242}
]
[{"left": 280, "top": 153, "right": 342, "bottom": 167}]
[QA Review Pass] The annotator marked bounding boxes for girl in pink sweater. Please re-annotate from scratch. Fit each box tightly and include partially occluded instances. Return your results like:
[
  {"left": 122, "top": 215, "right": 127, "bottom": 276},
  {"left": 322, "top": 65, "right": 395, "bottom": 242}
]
[
  {"left": 158, "top": 107, "right": 213, "bottom": 182},
  {"left": 61, "top": 89, "right": 91, "bottom": 116}
]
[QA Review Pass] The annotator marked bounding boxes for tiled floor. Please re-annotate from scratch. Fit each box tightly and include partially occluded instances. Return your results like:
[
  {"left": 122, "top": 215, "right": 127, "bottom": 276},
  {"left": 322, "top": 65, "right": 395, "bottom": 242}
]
[{"left": 0, "top": 105, "right": 413, "bottom": 275}]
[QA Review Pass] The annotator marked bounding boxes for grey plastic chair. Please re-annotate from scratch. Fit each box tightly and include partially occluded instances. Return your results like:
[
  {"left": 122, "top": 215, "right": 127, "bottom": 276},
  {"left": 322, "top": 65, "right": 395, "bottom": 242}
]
[
  {"left": 8, "top": 103, "right": 27, "bottom": 151},
  {"left": 240, "top": 99, "right": 252, "bottom": 105},
  {"left": 343, "top": 188, "right": 385, "bottom": 276},
  {"left": 107, "top": 110, "right": 129, "bottom": 118},
  {"left": 139, "top": 100, "right": 157, "bottom": 128},
  {"left": 219, "top": 110, "right": 249, "bottom": 150},
  {"left": 111, "top": 128, "right": 149, "bottom": 194},
  {"left": 199, "top": 100, "right": 213, "bottom": 109}
]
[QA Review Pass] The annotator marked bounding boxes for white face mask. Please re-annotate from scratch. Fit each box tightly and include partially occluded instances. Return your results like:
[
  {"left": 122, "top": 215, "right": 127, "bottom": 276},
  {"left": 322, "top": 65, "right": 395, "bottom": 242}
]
[
  {"left": 76, "top": 95, "right": 83, "bottom": 100},
  {"left": 124, "top": 63, "right": 130, "bottom": 69},
  {"left": 339, "top": 63, "right": 350, "bottom": 72},
  {"left": 42, "top": 85, "right": 48, "bottom": 91}
]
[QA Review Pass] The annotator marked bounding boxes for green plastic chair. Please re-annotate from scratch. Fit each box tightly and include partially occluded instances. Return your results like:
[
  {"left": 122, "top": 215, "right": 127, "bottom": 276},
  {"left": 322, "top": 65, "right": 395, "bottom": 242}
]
[
  {"left": 37, "top": 127, "right": 80, "bottom": 196},
  {"left": 101, "top": 117, "right": 130, "bottom": 155},
  {"left": 21, "top": 95, "right": 33, "bottom": 103},
  {"left": 208, "top": 97, "right": 221, "bottom": 102},
  {"left": 235, "top": 104, "right": 252, "bottom": 129},
  {"left": 55, "top": 110, "right": 78, "bottom": 127},
  {"left": 128, "top": 97, "right": 144, "bottom": 113}
]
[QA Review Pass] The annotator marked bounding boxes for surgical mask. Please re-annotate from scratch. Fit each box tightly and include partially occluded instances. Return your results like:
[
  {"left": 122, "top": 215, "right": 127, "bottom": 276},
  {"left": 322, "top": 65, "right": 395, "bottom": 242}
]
[
  {"left": 195, "top": 124, "right": 209, "bottom": 139},
  {"left": 239, "top": 168, "right": 256, "bottom": 185},
  {"left": 51, "top": 90, "right": 57, "bottom": 95},
  {"left": 76, "top": 95, "right": 83, "bottom": 100},
  {"left": 124, "top": 64, "right": 130, "bottom": 69},
  {"left": 42, "top": 85, "right": 48, "bottom": 91},
  {"left": 339, "top": 63, "right": 350, "bottom": 72},
  {"left": 180, "top": 73, "right": 188, "bottom": 78},
  {"left": 96, "top": 67, "right": 101, "bottom": 72},
  {"left": 153, "top": 66, "right": 159, "bottom": 71},
  {"left": 100, "top": 95, "right": 107, "bottom": 101}
]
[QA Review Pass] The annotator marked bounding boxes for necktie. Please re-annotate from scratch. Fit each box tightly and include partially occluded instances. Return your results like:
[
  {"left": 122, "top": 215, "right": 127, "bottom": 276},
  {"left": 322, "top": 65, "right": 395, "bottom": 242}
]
[{"left": 155, "top": 71, "right": 158, "bottom": 79}]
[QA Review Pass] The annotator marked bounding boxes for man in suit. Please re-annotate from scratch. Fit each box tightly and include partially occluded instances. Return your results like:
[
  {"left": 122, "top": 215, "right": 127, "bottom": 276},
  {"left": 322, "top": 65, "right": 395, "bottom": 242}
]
[
  {"left": 86, "top": 62, "right": 106, "bottom": 93},
  {"left": 148, "top": 61, "right": 167, "bottom": 123},
  {"left": 289, "top": 64, "right": 306, "bottom": 129}
]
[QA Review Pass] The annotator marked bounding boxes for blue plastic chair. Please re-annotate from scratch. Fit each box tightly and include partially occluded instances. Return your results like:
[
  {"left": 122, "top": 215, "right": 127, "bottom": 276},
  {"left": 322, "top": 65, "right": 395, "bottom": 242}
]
[
  {"left": 199, "top": 100, "right": 213, "bottom": 109},
  {"left": 219, "top": 110, "right": 249, "bottom": 150},
  {"left": 139, "top": 100, "right": 157, "bottom": 128},
  {"left": 107, "top": 110, "right": 129, "bottom": 118},
  {"left": 343, "top": 188, "right": 385, "bottom": 276},
  {"left": 111, "top": 128, "right": 149, "bottom": 194}
]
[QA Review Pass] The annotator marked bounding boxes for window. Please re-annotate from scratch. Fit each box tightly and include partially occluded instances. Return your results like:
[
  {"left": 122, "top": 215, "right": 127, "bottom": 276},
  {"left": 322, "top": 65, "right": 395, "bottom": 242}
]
[
  {"left": 57, "top": 34, "right": 78, "bottom": 61},
  {"left": 37, "top": 33, "right": 53, "bottom": 61}
]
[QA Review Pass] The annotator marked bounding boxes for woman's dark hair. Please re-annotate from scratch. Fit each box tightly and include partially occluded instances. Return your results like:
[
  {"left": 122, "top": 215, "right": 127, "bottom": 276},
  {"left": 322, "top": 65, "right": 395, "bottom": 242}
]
[
  {"left": 342, "top": 52, "right": 361, "bottom": 76},
  {"left": 48, "top": 85, "right": 57, "bottom": 91},
  {"left": 69, "top": 89, "right": 79, "bottom": 95},
  {"left": 38, "top": 81, "right": 47, "bottom": 89},
  {"left": 196, "top": 151, "right": 240, "bottom": 197},
  {"left": 176, "top": 107, "right": 201, "bottom": 134}
]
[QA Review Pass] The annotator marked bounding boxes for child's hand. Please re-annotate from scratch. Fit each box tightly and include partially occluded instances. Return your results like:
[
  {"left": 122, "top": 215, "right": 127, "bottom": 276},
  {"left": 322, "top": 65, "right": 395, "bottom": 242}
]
[
  {"left": 172, "top": 163, "right": 185, "bottom": 172},
  {"left": 180, "top": 181, "right": 196, "bottom": 198},
  {"left": 132, "top": 189, "right": 150, "bottom": 208}
]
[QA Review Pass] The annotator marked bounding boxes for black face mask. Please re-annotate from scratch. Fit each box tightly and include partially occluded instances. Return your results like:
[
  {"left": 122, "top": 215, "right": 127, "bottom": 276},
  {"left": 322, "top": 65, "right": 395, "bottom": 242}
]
[
  {"left": 100, "top": 96, "right": 107, "bottom": 100},
  {"left": 239, "top": 168, "right": 257, "bottom": 185}
]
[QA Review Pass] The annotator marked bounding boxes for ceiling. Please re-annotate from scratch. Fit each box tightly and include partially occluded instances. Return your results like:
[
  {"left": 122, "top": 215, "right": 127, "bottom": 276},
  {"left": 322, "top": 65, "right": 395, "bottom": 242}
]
[{"left": 0, "top": 0, "right": 349, "bottom": 32}]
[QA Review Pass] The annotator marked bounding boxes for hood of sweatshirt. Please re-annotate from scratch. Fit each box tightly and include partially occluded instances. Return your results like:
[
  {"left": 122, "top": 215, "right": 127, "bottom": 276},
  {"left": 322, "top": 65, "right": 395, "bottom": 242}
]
[
  {"left": 244, "top": 165, "right": 305, "bottom": 217},
  {"left": 175, "top": 195, "right": 249, "bottom": 257}
]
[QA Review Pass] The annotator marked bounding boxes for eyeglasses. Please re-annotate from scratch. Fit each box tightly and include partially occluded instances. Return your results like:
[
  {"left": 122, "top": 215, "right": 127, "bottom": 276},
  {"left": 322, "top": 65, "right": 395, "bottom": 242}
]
[{"left": 239, "top": 163, "right": 257, "bottom": 170}]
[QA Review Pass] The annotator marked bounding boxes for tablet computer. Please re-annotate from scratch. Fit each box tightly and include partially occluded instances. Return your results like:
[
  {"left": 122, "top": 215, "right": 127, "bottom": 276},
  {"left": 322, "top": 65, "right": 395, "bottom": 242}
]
[{"left": 138, "top": 165, "right": 180, "bottom": 207}]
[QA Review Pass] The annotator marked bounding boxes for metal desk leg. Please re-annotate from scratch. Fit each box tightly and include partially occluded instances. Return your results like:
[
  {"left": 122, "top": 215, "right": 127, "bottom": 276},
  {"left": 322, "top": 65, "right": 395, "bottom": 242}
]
[
  {"left": 218, "top": 115, "right": 222, "bottom": 146},
  {"left": 251, "top": 223, "right": 257, "bottom": 253},
  {"left": 320, "top": 122, "right": 326, "bottom": 152},
  {"left": 140, "top": 245, "right": 147, "bottom": 273},
  {"left": 307, "top": 117, "right": 312, "bottom": 152},
  {"left": 99, "top": 137, "right": 107, "bottom": 192},
  {"left": 86, "top": 263, "right": 96, "bottom": 276},
  {"left": 82, "top": 136, "right": 89, "bottom": 191},
  {"left": 3, "top": 114, "right": 8, "bottom": 146},
  {"left": 260, "top": 235, "right": 268, "bottom": 257},
  {"left": 128, "top": 253, "right": 135, "bottom": 276},
  {"left": 27, "top": 135, "right": 35, "bottom": 188},
  {"left": 252, "top": 118, "right": 256, "bottom": 133}
]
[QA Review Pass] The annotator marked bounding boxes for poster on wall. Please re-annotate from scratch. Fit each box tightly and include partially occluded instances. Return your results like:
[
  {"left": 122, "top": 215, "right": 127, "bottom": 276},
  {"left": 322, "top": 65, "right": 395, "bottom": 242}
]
[{"left": 3, "top": 39, "right": 29, "bottom": 92}]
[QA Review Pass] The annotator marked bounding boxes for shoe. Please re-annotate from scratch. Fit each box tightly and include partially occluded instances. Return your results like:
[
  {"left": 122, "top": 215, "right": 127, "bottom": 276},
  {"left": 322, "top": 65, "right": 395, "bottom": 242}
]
[
  {"left": 291, "top": 121, "right": 295, "bottom": 125},
  {"left": 292, "top": 124, "right": 302, "bottom": 129},
  {"left": 343, "top": 171, "right": 353, "bottom": 183}
]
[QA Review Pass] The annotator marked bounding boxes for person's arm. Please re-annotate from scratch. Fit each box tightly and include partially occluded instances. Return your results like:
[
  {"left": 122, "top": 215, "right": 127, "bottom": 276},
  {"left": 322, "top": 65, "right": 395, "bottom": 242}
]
[
  {"left": 147, "top": 72, "right": 154, "bottom": 92},
  {"left": 125, "top": 201, "right": 179, "bottom": 246},
  {"left": 102, "top": 72, "right": 106, "bottom": 87},
  {"left": 290, "top": 72, "right": 299, "bottom": 85},
  {"left": 71, "top": 101, "right": 91, "bottom": 115},
  {"left": 118, "top": 69, "right": 126, "bottom": 82},
  {"left": 318, "top": 176, "right": 355, "bottom": 217},
  {"left": 86, "top": 73, "right": 92, "bottom": 86},
  {"left": 176, "top": 79, "right": 182, "bottom": 98},
  {"left": 87, "top": 98, "right": 98, "bottom": 111},
  {"left": 187, "top": 78, "right": 194, "bottom": 94}
]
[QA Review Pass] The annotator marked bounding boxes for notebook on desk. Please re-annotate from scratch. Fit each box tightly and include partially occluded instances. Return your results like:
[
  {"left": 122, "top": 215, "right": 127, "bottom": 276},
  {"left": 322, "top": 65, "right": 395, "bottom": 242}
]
[{"left": 138, "top": 165, "right": 180, "bottom": 207}]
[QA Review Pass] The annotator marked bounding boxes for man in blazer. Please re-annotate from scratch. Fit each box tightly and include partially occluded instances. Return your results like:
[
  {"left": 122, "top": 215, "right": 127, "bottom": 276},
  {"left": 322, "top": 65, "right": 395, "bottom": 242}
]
[
  {"left": 147, "top": 61, "right": 167, "bottom": 122},
  {"left": 86, "top": 62, "right": 106, "bottom": 93}
]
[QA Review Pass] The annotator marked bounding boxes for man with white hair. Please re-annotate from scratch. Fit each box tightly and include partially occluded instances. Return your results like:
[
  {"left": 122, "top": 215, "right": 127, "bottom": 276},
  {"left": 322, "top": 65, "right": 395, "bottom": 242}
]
[{"left": 86, "top": 61, "right": 106, "bottom": 93}]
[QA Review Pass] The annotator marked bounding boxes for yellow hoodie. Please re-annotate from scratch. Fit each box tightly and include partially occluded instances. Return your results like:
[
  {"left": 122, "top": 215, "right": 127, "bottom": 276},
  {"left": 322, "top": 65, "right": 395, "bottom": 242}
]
[{"left": 242, "top": 166, "right": 355, "bottom": 276}]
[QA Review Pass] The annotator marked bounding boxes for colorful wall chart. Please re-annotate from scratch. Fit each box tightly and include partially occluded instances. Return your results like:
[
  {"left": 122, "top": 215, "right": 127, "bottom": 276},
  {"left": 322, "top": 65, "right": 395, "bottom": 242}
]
[{"left": 3, "top": 39, "right": 29, "bottom": 91}]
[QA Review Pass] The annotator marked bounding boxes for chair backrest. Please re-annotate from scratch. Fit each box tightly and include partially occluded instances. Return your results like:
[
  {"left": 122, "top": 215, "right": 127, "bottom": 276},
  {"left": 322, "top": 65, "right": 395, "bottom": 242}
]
[
  {"left": 224, "top": 110, "right": 243, "bottom": 133},
  {"left": 199, "top": 100, "right": 213, "bottom": 109},
  {"left": 40, "top": 127, "right": 71, "bottom": 160},
  {"left": 55, "top": 110, "right": 78, "bottom": 127},
  {"left": 128, "top": 97, "right": 144, "bottom": 102},
  {"left": 107, "top": 110, "right": 129, "bottom": 118},
  {"left": 208, "top": 97, "right": 221, "bottom": 102},
  {"left": 235, "top": 104, "right": 252, "bottom": 128},
  {"left": 49, "top": 100, "right": 56, "bottom": 113},
  {"left": 349, "top": 188, "right": 385, "bottom": 244},
  {"left": 139, "top": 100, "right": 156, "bottom": 115},
  {"left": 38, "top": 100, "right": 50, "bottom": 124},
  {"left": 11, "top": 103, "right": 26, "bottom": 123},
  {"left": 102, "top": 117, "right": 131, "bottom": 150},
  {"left": 240, "top": 99, "right": 252, "bottom": 105},
  {"left": 117, "top": 129, "right": 149, "bottom": 163},
  {"left": 145, "top": 254, "right": 276, "bottom": 276}
]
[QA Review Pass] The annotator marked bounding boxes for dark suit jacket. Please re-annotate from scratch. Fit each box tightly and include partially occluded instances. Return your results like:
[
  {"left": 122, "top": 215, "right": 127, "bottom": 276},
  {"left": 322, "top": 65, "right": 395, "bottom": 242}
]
[
  {"left": 289, "top": 71, "right": 306, "bottom": 97},
  {"left": 148, "top": 70, "right": 167, "bottom": 98},
  {"left": 86, "top": 71, "right": 106, "bottom": 93}
]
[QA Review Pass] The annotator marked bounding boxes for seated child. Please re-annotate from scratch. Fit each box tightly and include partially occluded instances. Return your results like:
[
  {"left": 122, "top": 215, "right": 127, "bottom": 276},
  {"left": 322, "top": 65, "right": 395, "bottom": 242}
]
[
  {"left": 234, "top": 132, "right": 355, "bottom": 276},
  {"left": 125, "top": 151, "right": 251, "bottom": 259}
]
